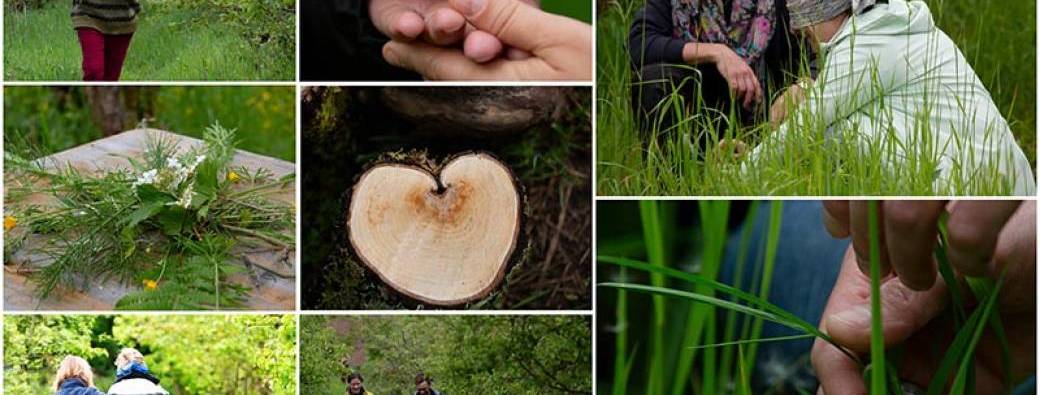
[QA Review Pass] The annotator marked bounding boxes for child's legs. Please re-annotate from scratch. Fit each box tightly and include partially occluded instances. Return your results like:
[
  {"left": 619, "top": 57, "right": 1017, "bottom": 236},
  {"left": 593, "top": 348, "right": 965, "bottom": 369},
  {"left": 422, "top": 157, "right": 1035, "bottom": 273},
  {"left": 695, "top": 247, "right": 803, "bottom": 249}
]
[
  {"left": 76, "top": 28, "right": 106, "bottom": 81},
  {"left": 103, "top": 33, "right": 134, "bottom": 81}
]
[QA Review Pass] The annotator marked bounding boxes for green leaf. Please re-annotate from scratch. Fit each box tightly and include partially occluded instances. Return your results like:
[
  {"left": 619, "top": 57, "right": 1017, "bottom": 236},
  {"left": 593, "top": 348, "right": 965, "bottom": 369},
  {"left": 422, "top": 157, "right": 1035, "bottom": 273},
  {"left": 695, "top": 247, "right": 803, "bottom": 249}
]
[
  {"left": 157, "top": 206, "right": 191, "bottom": 236},
  {"left": 136, "top": 184, "right": 174, "bottom": 205},
  {"left": 125, "top": 201, "right": 164, "bottom": 229}
]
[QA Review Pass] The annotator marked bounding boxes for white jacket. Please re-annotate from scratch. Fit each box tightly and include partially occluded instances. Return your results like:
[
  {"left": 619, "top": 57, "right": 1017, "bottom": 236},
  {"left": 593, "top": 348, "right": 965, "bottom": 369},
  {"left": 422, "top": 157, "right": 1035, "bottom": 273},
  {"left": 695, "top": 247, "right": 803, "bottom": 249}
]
[
  {"left": 107, "top": 378, "right": 169, "bottom": 395},
  {"left": 753, "top": 0, "right": 1036, "bottom": 195}
]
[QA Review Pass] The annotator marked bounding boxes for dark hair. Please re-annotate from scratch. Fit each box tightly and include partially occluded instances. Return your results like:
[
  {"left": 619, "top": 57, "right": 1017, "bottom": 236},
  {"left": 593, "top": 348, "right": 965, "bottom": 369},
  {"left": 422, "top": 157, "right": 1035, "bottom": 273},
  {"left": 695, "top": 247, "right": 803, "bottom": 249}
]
[
  {"left": 415, "top": 372, "right": 433, "bottom": 385},
  {"left": 346, "top": 372, "right": 364, "bottom": 383}
]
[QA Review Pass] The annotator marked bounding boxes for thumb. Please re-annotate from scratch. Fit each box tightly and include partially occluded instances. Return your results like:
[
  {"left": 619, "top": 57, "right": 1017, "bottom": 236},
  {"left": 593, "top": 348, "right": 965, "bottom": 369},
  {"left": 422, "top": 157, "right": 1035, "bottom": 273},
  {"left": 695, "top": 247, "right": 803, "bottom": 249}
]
[
  {"left": 824, "top": 246, "right": 949, "bottom": 353},
  {"left": 449, "top": 0, "right": 564, "bottom": 52}
]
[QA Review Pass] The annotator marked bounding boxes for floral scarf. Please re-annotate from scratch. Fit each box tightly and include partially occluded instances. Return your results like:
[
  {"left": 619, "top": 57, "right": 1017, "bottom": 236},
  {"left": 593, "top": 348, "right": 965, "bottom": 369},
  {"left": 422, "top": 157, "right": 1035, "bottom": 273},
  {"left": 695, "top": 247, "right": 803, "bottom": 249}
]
[{"left": 672, "top": 0, "right": 777, "bottom": 64}]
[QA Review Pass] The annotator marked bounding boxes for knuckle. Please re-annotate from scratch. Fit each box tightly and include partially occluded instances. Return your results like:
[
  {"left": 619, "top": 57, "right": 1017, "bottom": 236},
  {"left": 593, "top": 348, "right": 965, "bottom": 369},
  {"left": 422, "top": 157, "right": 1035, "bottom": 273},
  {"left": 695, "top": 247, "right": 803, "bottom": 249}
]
[
  {"left": 883, "top": 201, "right": 930, "bottom": 230},
  {"left": 946, "top": 221, "right": 990, "bottom": 253}
]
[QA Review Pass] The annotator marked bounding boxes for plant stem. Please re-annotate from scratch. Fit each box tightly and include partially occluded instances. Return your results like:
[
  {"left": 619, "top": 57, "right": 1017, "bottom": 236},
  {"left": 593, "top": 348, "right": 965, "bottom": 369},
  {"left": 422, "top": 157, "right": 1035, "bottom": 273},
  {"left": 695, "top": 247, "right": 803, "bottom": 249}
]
[{"left": 867, "top": 201, "right": 886, "bottom": 395}]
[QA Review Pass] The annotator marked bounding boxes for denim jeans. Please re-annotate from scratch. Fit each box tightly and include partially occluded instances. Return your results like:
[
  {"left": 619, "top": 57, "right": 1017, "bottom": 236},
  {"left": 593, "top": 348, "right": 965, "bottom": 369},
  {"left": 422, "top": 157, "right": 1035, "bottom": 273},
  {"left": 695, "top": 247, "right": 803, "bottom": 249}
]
[{"left": 722, "top": 201, "right": 1035, "bottom": 393}]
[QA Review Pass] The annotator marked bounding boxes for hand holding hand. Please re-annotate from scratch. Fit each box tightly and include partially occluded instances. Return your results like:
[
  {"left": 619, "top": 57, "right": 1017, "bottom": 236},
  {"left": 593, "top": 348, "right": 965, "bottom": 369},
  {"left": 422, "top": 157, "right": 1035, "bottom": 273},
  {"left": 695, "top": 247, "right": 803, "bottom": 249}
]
[{"left": 381, "top": 0, "right": 592, "bottom": 80}]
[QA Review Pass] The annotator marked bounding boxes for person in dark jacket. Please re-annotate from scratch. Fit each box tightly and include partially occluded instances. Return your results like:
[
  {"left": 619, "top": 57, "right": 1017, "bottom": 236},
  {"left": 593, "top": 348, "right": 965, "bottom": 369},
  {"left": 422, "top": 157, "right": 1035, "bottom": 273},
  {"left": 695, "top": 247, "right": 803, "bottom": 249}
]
[
  {"left": 628, "top": 0, "right": 809, "bottom": 155},
  {"left": 71, "top": 0, "right": 139, "bottom": 81},
  {"left": 107, "top": 348, "right": 169, "bottom": 395},
  {"left": 414, "top": 372, "right": 443, "bottom": 395},
  {"left": 53, "top": 356, "right": 106, "bottom": 395}
]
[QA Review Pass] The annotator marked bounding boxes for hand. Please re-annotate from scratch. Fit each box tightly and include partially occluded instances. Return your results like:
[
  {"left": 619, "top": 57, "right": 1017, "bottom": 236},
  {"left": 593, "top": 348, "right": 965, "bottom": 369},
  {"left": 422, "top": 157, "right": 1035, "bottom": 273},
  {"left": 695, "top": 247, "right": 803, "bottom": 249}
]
[
  {"left": 712, "top": 46, "right": 762, "bottom": 109},
  {"left": 822, "top": 201, "right": 1031, "bottom": 291},
  {"left": 812, "top": 239, "right": 1035, "bottom": 394},
  {"left": 381, "top": 0, "right": 592, "bottom": 80},
  {"left": 369, "top": 0, "right": 537, "bottom": 62},
  {"left": 769, "top": 80, "right": 809, "bottom": 126}
]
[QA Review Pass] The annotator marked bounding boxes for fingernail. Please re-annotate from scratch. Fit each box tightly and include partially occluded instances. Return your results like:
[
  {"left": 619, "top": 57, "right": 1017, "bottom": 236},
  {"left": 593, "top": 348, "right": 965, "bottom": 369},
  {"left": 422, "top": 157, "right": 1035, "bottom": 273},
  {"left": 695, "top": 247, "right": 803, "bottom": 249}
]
[
  {"left": 830, "top": 305, "right": 871, "bottom": 329},
  {"left": 382, "top": 44, "right": 400, "bottom": 65},
  {"left": 456, "top": 0, "right": 486, "bottom": 16}
]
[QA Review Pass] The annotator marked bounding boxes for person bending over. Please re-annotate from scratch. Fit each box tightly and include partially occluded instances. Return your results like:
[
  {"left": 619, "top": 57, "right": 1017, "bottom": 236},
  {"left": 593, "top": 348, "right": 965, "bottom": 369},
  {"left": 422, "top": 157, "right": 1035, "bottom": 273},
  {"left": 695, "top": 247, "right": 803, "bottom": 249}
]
[{"left": 754, "top": 0, "right": 1035, "bottom": 195}]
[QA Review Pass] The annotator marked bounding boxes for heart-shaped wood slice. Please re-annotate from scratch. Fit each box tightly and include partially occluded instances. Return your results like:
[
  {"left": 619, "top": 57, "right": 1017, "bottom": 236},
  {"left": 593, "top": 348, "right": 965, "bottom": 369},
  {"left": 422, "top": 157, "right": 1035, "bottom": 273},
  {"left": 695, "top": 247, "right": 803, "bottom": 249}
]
[{"left": 347, "top": 153, "right": 521, "bottom": 306}]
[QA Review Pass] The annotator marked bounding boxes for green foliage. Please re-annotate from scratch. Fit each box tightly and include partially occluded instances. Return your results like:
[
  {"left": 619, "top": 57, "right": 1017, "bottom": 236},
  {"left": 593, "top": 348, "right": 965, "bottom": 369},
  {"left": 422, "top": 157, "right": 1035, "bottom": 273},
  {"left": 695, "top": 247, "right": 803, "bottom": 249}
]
[
  {"left": 4, "top": 315, "right": 296, "bottom": 395},
  {"left": 4, "top": 316, "right": 109, "bottom": 394},
  {"left": 4, "top": 1, "right": 293, "bottom": 81},
  {"left": 300, "top": 316, "right": 592, "bottom": 395},
  {"left": 4, "top": 86, "right": 296, "bottom": 161},
  {"left": 5, "top": 125, "right": 295, "bottom": 309}
]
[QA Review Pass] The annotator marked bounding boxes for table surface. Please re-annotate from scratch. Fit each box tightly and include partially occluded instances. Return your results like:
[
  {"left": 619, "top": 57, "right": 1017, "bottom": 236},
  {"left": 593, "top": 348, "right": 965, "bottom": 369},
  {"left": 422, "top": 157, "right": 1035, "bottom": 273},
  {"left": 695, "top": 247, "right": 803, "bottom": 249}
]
[{"left": 4, "top": 129, "right": 296, "bottom": 311}]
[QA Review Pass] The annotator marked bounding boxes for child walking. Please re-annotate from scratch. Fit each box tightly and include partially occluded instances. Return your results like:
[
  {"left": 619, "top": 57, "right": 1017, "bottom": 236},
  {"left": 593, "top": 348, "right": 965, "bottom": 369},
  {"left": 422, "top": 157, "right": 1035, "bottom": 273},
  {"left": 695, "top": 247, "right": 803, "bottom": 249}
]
[{"left": 72, "top": 0, "right": 140, "bottom": 81}]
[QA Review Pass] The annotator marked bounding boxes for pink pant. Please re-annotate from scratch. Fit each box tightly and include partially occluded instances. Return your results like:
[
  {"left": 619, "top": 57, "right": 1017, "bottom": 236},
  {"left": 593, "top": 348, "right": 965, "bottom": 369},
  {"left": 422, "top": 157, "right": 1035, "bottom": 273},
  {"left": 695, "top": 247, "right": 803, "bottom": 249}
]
[{"left": 76, "top": 28, "right": 133, "bottom": 81}]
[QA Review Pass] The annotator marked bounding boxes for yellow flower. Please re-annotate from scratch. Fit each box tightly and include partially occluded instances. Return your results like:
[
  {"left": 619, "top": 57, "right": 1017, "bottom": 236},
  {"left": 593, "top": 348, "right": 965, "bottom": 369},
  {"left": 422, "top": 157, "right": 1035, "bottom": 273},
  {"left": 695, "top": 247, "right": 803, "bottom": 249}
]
[
  {"left": 143, "top": 279, "right": 158, "bottom": 290},
  {"left": 4, "top": 215, "right": 16, "bottom": 231},
  {"left": 227, "top": 171, "right": 241, "bottom": 183}
]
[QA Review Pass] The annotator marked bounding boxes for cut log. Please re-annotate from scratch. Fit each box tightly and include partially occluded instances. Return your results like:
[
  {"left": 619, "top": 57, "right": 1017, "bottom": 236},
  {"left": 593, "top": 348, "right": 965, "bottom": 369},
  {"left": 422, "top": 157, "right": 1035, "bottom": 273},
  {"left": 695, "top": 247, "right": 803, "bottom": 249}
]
[{"left": 347, "top": 153, "right": 522, "bottom": 306}]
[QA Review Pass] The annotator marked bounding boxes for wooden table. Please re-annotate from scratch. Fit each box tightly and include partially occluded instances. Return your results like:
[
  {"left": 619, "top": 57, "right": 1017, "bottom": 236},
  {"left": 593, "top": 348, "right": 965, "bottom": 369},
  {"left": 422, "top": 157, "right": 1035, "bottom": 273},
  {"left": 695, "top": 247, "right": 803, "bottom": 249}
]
[{"left": 4, "top": 129, "right": 296, "bottom": 310}]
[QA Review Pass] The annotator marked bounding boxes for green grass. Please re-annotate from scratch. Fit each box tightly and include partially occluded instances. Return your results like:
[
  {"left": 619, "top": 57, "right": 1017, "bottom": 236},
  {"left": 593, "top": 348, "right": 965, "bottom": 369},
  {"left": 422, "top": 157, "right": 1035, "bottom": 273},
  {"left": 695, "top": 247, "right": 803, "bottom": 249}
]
[
  {"left": 598, "top": 201, "right": 1014, "bottom": 394},
  {"left": 4, "top": 4, "right": 293, "bottom": 81},
  {"left": 4, "top": 86, "right": 296, "bottom": 161},
  {"left": 596, "top": 0, "right": 1036, "bottom": 196}
]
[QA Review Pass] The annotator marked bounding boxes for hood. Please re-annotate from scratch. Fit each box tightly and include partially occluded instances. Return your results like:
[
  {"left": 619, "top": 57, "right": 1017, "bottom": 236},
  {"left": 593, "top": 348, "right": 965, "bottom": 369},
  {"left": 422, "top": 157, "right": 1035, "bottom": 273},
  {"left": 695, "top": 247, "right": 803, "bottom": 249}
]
[
  {"left": 56, "top": 378, "right": 101, "bottom": 395},
  {"left": 824, "top": 0, "right": 936, "bottom": 50}
]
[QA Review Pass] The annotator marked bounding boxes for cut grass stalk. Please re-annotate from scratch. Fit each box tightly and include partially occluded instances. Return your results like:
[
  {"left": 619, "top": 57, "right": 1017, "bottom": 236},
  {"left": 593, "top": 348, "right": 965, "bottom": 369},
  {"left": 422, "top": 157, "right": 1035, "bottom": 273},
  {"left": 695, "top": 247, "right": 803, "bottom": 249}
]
[
  {"left": 718, "top": 202, "right": 760, "bottom": 390},
  {"left": 742, "top": 201, "right": 783, "bottom": 380},
  {"left": 670, "top": 201, "right": 729, "bottom": 395},
  {"left": 613, "top": 266, "right": 629, "bottom": 395},
  {"left": 867, "top": 201, "right": 886, "bottom": 395},
  {"left": 639, "top": 201, "right": 668, "bottom": 394}
]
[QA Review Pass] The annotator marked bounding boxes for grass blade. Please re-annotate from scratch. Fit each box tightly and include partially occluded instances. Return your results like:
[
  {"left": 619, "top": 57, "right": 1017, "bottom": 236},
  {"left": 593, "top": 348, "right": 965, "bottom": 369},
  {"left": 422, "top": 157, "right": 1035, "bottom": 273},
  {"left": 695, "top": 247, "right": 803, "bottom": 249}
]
[
  {"left": 639, "top": 201, "right": 667, "bottom": 395},
  {"left": 743, "top": 202, "right": 783, "bottom": 377},
  {"left": 867, "top": 201, "right": 886, "bottom": 395}
]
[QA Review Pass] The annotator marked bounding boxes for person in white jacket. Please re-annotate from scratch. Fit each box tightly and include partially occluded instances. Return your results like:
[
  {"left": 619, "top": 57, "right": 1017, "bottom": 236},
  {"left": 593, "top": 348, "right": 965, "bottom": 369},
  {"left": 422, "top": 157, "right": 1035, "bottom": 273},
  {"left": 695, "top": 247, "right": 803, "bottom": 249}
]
[
  {"left": 106, "top": 348, "right": 169, "bottom": 395},
  {"left": 753, "top": 0, "right": 1036, "bottom": 195}
]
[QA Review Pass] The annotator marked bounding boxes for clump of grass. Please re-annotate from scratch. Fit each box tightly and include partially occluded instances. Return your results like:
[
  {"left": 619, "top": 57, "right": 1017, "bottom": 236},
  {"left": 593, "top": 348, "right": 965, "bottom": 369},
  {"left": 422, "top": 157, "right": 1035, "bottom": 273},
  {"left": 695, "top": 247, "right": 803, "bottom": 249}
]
[
  {"left": 598, "top": 201, "right": 1013, "bottom": 394},
  {"left": 4, "top": 125, "right": 295, "bottom": 309}
]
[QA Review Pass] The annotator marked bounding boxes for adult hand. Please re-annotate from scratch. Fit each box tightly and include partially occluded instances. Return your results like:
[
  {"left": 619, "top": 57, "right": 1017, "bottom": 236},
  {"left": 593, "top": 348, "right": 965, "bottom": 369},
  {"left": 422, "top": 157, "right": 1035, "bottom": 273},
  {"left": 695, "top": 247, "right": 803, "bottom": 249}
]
[
  {"left": 381, "top": 0, "right": 592, "bottom": 80},
  {"left": 712, "top": 46, "right": 762, "bottom": 109},
  {"left": 769, "top": 80, "right": 809, "bottom": 126},
  {"left": 812, "top": 236, "right": 1035, "bottom": 394},
  {"left": 369, "top": 0, "right": 537, "bottom": 62},
  {"left": 821, "top": 201, "right": 1028, "bottom": 291}
]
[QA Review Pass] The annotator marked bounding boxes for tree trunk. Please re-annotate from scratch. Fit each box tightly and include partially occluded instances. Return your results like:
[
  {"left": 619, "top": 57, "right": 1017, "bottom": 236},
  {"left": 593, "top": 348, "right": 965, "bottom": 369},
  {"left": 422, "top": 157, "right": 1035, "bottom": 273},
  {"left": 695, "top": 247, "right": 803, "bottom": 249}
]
[
  {"left": 84, "top": 86, "right": 158, "bottom": 135},
  {"left": 347, "top": 152, "right": 522, "bottom": 306}
]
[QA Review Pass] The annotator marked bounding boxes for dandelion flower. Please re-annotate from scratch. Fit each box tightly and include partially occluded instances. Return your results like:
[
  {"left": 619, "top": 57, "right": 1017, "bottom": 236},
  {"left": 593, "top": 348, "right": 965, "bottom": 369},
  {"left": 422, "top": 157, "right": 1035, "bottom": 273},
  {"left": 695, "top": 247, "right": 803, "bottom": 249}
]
[
  {"left": 143, "top": 279, "right": 158, "bottom": 290},
  {"left": 227, "top": 171, "right": 241, "bottom": 183},
  {"left": 4, "top": 215, "right": 16, "bottom": 231}
]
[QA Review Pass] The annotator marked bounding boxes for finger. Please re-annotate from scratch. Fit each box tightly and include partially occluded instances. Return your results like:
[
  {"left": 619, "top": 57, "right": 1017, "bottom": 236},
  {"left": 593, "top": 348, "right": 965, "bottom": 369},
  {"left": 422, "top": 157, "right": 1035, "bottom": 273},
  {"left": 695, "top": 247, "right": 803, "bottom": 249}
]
[
  {"left": 371, "top": 2, "right": 426, "bottom": 40},
  {"left": 742, "top": 75, "right": 754, "bottom": 108},
  {"left": 945, "top": 200, "right": 1021, "bottom": 277},
  {"left": 450, "top": 0, "right": 567, "bottom": 52},
  {"left": 504, "top": 47, "right": 532, "bottom": 60},
  {"left": 990, "top": 201, "right": 1035, "bottom": 311},
  {"left": 812, "top": 336, "right": 866, "bottom": 395},
  {"left": 849, "top": 201, "right": 890, "bottom": 276},
  {"left": 463, "top": 29, "right": 504, "bottom": 63},
  {"left": 824, "top": 247, "right": 948, "bottom": 353},
  {"left": 383, "top": 40, "right": 554, "bottom": 80},
  {"left": 424, "top": 7, "right": 467, "bottom": 45},
  {"left": 882, "top": 201, "right": 945, "bottom": 291},
  {"left": 822, "top": 201, "right": 851, "bottom": 238}
]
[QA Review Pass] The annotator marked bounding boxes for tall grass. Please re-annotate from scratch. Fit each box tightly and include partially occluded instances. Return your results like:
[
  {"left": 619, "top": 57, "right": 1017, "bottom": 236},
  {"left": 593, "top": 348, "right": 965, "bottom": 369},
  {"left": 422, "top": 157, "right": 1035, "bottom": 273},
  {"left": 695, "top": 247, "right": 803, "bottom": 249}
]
[
  {"left": 3, "top": 86, "right": 296, "bottom": 161},
  {"left": 598, "top": 201, "right": 1013, "bottom": 394},
  {"left": 4, "top": 3, "right": 293, "bottom": 81},
  {"left": 596, "top": 0, "right": 1036, "bottom": 196}
]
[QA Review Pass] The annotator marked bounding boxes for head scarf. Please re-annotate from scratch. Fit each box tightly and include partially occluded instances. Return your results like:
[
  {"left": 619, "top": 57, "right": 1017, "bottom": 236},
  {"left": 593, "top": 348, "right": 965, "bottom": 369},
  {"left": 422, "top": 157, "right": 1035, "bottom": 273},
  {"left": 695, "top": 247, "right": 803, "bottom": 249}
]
[
  {"left": 115, "top": 361, "right": 151, "bottom": 381},
  {"left": 671, "top": 0, "right": 777, "bottom": 64},
  {"left": 788, "top": 0, "right": 877, "bottom": 29}
]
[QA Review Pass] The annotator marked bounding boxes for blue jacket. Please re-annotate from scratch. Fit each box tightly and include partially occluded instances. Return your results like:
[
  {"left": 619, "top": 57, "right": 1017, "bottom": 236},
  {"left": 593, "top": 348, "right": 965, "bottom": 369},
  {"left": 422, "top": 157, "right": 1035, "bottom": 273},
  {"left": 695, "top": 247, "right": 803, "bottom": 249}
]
[{"left": 55, "top": 378, "right": 106, "bottom": 395}]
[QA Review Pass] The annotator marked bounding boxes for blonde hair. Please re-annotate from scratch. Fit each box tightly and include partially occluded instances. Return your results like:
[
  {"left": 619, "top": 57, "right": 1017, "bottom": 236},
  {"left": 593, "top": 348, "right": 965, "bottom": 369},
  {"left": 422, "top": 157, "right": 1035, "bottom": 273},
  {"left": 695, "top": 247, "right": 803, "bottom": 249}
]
[
  {"left": 115, "top": 348, "right": 145, "bottom": 369},
  {"left": 52, "top": 356, "right": 95, "bottom": 391}
]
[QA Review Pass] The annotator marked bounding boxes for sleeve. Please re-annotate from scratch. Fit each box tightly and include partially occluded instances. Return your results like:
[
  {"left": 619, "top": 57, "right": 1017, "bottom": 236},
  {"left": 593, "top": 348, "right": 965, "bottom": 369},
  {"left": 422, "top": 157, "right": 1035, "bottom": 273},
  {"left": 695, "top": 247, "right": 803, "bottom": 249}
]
[
  {"left": 800, "top": 36, "right": 904, "bottom": 129},
  {"left": 627, "top": 0, "right": 687, "bottom": 67},
  {"left": 746, "top": 34, "right": 903, "bottom": 166}
]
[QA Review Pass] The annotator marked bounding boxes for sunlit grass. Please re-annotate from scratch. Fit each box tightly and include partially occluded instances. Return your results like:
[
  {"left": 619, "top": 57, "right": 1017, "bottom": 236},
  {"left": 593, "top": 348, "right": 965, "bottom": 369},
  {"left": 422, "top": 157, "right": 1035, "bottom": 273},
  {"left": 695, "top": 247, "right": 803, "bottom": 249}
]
[{"left": 4, "top": 4, "right": 293, "bottom": 81}]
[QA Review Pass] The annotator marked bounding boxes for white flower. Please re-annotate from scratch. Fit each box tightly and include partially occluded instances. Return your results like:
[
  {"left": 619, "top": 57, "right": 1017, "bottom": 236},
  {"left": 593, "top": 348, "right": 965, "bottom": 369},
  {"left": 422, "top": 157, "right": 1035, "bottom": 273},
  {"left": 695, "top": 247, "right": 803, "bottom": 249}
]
[
  {"left": 133, "top": 169, "right": 158, "bottom": 187},
  {"left": 174, "top": 183, "right": 195, "bottom": 209},
  {"left": 166, "top": 157, "right": 183, "bottom": 171}
]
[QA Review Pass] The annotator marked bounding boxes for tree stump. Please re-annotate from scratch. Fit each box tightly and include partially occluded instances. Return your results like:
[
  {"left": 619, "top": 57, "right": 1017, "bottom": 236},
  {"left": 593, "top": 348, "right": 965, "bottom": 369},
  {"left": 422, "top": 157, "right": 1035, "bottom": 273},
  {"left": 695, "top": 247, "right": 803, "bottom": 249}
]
[{"left": 347, "top": 153, "right": 522, "bottom": 306}]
